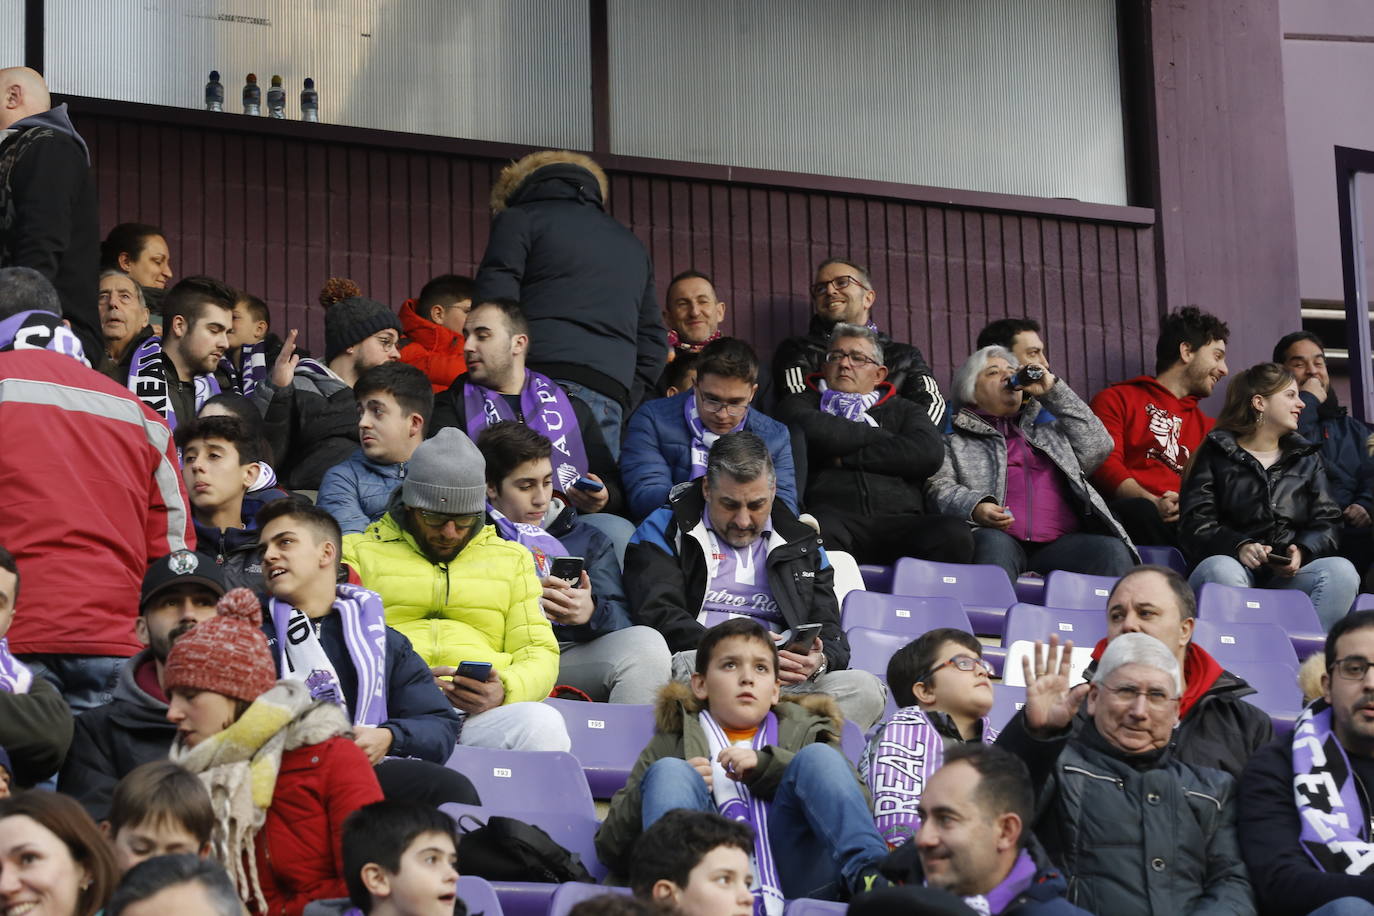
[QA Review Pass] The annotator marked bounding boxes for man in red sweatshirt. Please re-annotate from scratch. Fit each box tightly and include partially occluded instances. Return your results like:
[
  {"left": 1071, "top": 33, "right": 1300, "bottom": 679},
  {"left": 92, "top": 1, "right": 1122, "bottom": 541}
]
[{"left": 1090, "top": 306, "right": 1229, "bottom": 548}]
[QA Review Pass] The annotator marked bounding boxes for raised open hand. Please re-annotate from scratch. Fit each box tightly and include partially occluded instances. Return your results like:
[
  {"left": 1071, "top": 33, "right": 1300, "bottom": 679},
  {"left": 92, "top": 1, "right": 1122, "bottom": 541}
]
[{"left": 1021, "top": 634, "right": 1089, "bottom": 737}]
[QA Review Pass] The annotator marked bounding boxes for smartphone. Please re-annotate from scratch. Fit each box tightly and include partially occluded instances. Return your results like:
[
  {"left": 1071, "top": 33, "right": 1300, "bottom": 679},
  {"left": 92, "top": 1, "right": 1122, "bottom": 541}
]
[
  {"left": 1267, "top": 548, "right": 1293, "bottom": 566},
  {"left": 549, "top": 556, "right": 585, "bottom": 582},
  {"left": 782, "top": 623, "right": 823, "bottom": 654},
  {"left": 455, "top": 660, "right": 493, "bottom": 682},
  {"left": 572, "top": 476, "right": 605, "bottom": 492}
]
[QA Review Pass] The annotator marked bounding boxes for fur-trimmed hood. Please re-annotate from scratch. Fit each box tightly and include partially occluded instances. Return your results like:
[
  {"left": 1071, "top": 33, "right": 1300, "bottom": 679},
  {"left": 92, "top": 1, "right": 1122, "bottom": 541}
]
[
  {"left": 489, "top": 149, "right": 610, "bottom": 214},
  {"left": 652, "top": 678, "right": 845, "bottom": 739}
]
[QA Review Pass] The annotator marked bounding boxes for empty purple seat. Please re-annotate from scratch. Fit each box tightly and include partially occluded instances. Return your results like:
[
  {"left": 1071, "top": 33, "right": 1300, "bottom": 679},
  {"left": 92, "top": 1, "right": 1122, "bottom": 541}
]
[
  {"left": 840, "top": 591, "right": 972, "bottom": 636},
  {"left": 1226, "top": 660, "right": 1304, "bottom": 727},
  {"left": 456, "top": 876, "right": 504, "bottom": 916},
  {"left": 545, "top": 698, "right": 655, "bottom": 799},
  {"left": 444, "top": 745, "right": 595, "bottom": 818},
  {"left": 1002, "top": 603, "right": 1107, "bottom": 651},
  {"left": 1014, "top": 573, "right": 1046, "bottom": 605},
  {"left": 988, "top": 683, "right": 1026, "bottom": 731},
  {"left": 846, "top": 626, "right": 912, "bottom": 685},
  {"left": 859, "top": 564, "right": 894, "bottom": 593},
  {"left": 1190, "top": 618, "right": 1300, "bottom": 669},
  {"left": 1136, "top": 545, "right": 1189, "bottom": 575},
  {"left": 839, "top": 718, "right": 867, "bottom": 766},
  {"left": 1355, "top": 593, "right": 1374, "bottom": 612},
  {"left": 1196, "top": 582, "right": 1324, "bottom": 659},
  {"left": 784, "top": 901, "right": 849, "bottom": 914},
  {"left": 891, "top": 558, "right": 1017, "bottom": 635},
  {"left": 548, "top": 883, "right": 630, "bottom": 916},
  {"left": 1042, "top": 570, "right": 1119, "bottom": 611}
]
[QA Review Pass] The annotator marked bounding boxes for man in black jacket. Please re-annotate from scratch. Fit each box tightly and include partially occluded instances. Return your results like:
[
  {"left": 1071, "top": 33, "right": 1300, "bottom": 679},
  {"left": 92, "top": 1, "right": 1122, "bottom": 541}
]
[
  {"left": 773, "top": 257, "right": 946, "bottom": 428},
  {"left": 776, "top": 323, "right": 973, "bottom": 566},
  {"left": 995, "top": 565, "right": 1273, "bottom": 781},
  {"left": 0, "top": 67, "right": 102, "bottom": 361},
  {"left": 624, "top": 430, "right": 886, "bottom": 729}
]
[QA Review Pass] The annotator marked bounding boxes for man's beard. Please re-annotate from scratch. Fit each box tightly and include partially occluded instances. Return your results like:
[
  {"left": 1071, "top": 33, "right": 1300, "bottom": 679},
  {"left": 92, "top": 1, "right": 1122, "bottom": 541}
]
[{"left": 151, "top": 618, "right": 201, "bottom": 662}]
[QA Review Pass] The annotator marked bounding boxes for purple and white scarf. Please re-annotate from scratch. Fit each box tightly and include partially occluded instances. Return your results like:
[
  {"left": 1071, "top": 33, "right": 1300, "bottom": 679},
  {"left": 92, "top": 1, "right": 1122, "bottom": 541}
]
[
  {"left": 127, "top": 335, "right": 221, "bottom": 430},
  {"left": 0, "top": 310, "right": 89, "bottom": 366},
  {"left": 956, "top": 848, "right": 1038, "bottom": 915},
  {"left": 817, "top": 379, "right": 881, "bottom": 427},
  {"left": 270, "top": 584, "right": 389, "bottom": 727},
  {"left": 700, "top": 708, "right": 785, "bottom": 916},
  {"left": 464, "top": 370, "right": 589, "bottom": 492},
  {"left": 685, "top": 391, "right": 746, "bottom": 479},
  {"left": 248, "top": 462, "right": 279, "bottom": 493},
  {"left": 488, "top": 504, "right": 567, "bottom": 578},
  {"left": 1292, "top": 702, "right": 1374, "bottom": 874},
  {"left": 223, "top": 341, "right": 267, "bottom": 397},
  {"left": 0, "top": 638, "right": 32, "bottom": 693},
  {"left": 698, "top": 512, "right": 783, "bottom": 630}
]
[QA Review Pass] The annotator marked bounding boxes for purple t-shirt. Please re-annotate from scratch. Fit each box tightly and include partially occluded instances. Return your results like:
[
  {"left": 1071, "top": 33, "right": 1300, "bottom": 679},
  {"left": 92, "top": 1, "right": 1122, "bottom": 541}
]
[
  {"left": 698, "top": 511, "right": 785, "bottom": 629},
  {"left": 978, "top": 412, "right": 1080, "bottom": 543}
]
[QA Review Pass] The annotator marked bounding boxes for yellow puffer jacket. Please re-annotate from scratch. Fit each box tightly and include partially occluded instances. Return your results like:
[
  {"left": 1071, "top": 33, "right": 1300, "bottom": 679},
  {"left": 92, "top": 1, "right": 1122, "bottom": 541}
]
[{"left": 343, "top": 513, "right": 559, "bottom": 704}]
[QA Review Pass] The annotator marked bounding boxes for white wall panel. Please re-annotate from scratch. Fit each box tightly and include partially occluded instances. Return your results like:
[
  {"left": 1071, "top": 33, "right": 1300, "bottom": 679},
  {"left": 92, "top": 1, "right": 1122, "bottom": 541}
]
[{"left": 0, "top": 0, "right": 22, "bottom": 70}]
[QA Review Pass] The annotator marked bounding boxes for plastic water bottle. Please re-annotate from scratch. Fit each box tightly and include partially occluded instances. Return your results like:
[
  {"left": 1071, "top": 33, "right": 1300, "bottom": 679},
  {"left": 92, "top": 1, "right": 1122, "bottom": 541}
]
[
  {"left": 242, "top": 73, "right": 260, "bottom": 116},
  {"left": 204, "top": 70, "right": 224, "bottom": 112},
  {"left": 267, "top": 75, "right": 286, "bottom": 119},
  {"left": 300, "top": 78, "right": 319, "bottom": 122}
]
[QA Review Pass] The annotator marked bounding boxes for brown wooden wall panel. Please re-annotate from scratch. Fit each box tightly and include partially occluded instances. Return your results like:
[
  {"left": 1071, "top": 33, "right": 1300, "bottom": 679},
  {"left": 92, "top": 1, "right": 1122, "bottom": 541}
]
[{"left": 77, "top": 104, "right": 1158, "bottom": 400}]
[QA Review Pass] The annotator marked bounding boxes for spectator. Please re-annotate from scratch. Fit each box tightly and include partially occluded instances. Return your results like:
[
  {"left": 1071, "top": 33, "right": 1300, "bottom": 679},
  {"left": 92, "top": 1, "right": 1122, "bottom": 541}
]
[
  {"left": 571, "top": 896, "right": 669, "bottom": 916},
  {"left": 166, "top": 588, "right": 384, "bottom": 916},
  {"left": 343, "top": 428, "right": 570, "bottom": 752},
  {"left": 928, "top": 346, "right": 1135, "bottom": 586},
  {"left": 1090, "top": 306, "right": 1230, "bottom": 548},
  {"left": 58, "top": 552, "right": 225, "bottom": 819},
  {"left": 257, "top": 500, "right": 463, "bottom": 769},
  {"left": 106, "top": 855, "right": 240, "bottom": 916},
  {"left": 776, "top": 323, "right": 974, "bottom": 565},
  {"left": 127, "top": 276, "right": 235, "bottom": 430},
  {"left": 318, "top": 362, "right": 434, "bottom": 534},
  {"left": 0, "top": 269, "right": 192, "bottom": 710},
  {"left": 622, "top": 337, "right": 797, "bottom": 522},
  {"left": 224, "top": 290, "right": 278, "bottom": 398},
  {"left": 0, "top": 67, "right": 102, "bottom": 360},
  {"left": 624, "top": 431, "right": 885, "bottom": 729},
  {"left": 663, "top": 351, "right": 699, "bottom": 398},
  {"left": 658, "top": 270, "right": 727, "bottom": 396},
  {"left": 97, "top": 270, "right": 152, "bottom": 381},
  {"left": 595, "top": 618, "right": 891, "bottom": 905},
  {"left": 860, "top": 629, "right": 997, "bottom": 849},
  {"left": 1182, "top": 362, "right": 1360, "bottom": 629},
  {"left": 475, "top": 150, "right": 666, "bottom": 454},
  {"left": 0, "top": 749, "right": 10, "bottom": 798},
  {"left": 99, "top": 223, "right": 174, "bottom": 291},
  {"left": 1239, "top": 609, "right": 1374, "bottom": 916},
  {"left": 976, "top": 318, "right": 1048, "bottom": 371},
  {"left": 176, "top": 415, "right": 272, "bottom": 590},
  {"left": 875, "top": 745, "right": 1093, "bottom": 916},
  {"left": 477, "top": 422, "right": 671, "bottom": 704},
  {"left": 0, "top": 544, "right": 73, "bottom": 788},
  {"left": 198, "top": 391, "right": 286, "bottom": 487},
  {"left": 105, "top": 760, "right": 213, "bottom": 873},
  {"left": 341, "top": 800, "right": 465, "bottom": 916},
  {"left": 1276, "top": 330, "right": 1374, "bottom": 583},
  {"left": 256, "top": 296, "right": 403, "bottom": 490},
  {"left": 774, "top": 257, "right": 946, "bottom": 428},
  {"left": 0, "top": 790, "right": 119, "bottom": 916},
  {"left": 398, "top": 273, "right": 473, "bottom": 392},
  {"left": 628, "top": 809, "right": 754, "bottom": 916},
  {"left": 1003, "top": 634, "right": 1254, "bottom": 915}
]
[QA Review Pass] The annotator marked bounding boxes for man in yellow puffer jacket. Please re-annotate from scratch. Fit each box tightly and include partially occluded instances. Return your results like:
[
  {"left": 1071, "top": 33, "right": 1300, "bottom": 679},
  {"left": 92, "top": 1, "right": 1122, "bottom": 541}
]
[{"left": 344, "top": 427, "right": 569, "bottom": 751}]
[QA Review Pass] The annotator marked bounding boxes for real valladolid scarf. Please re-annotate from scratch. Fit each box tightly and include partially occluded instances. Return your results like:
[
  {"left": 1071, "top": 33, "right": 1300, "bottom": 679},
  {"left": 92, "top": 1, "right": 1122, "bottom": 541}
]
[
  {"left": 127, "top": 335, "right": 220, "bottom": 428},
  {"left": 464, "top": 370, "right": 589, "bottom": 491}
]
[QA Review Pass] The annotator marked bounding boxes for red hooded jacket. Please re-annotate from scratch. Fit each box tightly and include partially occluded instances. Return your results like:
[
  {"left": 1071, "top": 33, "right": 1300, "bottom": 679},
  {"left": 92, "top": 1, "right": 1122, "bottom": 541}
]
[{"left": 398, "top": 299, "right": 466, "bottom": 393}]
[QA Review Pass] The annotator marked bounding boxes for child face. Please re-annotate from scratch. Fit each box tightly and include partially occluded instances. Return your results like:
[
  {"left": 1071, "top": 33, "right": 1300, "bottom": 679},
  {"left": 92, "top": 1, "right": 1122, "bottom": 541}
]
[
  {"left": 919, "top": 640, "right": 993, "bottom": 719},
  {"left": 358, "top": 391, "right": 420, "bottom": 465},
  {"left": 660, "top": 844, "right": 754, "bottom": 916},
  {"left": 111, "top": 817, "right": 207, "bottom": 873},
  {"left": 690, "top": 635, "right": 781, "bottom": 731},
  {"left": 181, "top": 436, "right": 257, "bottom": 516},
  {"left": 377, "top": 830, "right": 459, "bottom": 916},
  {"left": 487, "top": 458, "right": 554, "bottom": 526}
]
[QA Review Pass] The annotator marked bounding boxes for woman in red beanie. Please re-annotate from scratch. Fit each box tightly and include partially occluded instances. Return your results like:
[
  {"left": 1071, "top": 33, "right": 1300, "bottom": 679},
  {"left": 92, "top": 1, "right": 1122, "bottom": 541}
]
[{"left": 164, "top": 587, "right": 383, "bottom": 916}]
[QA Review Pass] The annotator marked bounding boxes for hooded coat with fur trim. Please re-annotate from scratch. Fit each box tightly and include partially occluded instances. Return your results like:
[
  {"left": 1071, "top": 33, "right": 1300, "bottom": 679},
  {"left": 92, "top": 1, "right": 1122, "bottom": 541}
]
[
  {"left": 594, "top": 681, "right": 868, "bottom": 874},
  {"left": 474, "top": 151, "right": 666, "bottom": 409}
]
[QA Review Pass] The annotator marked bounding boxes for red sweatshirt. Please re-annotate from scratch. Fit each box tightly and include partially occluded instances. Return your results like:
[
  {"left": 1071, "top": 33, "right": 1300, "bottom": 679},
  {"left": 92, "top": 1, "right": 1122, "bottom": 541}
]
[{"left": 1089, "top": 375, "right": 1214, "bottom": 498}]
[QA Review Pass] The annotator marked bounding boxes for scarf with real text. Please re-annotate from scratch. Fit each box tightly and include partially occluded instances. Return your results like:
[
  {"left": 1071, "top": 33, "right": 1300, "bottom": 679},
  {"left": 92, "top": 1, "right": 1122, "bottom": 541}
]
[
  {"left": 487, "top": 503, "right": 567, "bottom": 578},
  {"left": 686, "top": 390, "right": 747, "bottom": 479},
  {"left": 817, "top": 378, "right": 881, "bottom": 427},
  {"left": 127, "top": 335, "right": 221, "bottom": 429},
  {"left": 700, "top": 708, "right": 785, "bottom": 916},
  {"left": 269, "top": 585, "right": 389, "bottom": 728},
  {"left": 0, "top": 309, "right": 89, "bottom": 366},
  {"left": 955, "top": 848, "right": 1038, "bottom": 915},
  {"left": 0, "top": 638, "right": 32, "bottom": 693},
  {"left": 1292, "top": 701, "right": 1374, "bottom": 875},
  {"left": 463, "top": 370, "right": 589, "bottom": 492}
]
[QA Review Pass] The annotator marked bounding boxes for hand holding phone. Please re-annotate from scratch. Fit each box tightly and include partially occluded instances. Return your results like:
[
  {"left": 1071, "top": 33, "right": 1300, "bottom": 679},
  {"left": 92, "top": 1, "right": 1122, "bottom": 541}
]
[
  {"left": 549, "top": 556, "right": 585, "bottom": 582},
  {"left": 782, "top": 623, "right": 823, "bottom": 655},
  {"left": 1266, "top": 546, "right": 1294, "bottom": 566},
  {"left": 455, "top": 660, "right": 493, "bottom": 682}
]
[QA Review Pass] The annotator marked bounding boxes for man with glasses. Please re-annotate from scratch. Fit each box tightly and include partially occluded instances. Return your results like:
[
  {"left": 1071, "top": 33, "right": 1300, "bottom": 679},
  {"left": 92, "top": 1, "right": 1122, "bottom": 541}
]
[
  {"left": 773, "top": 257, "right": 947, "bottom": 428},
  {"left": 776, "top": 324, "right": 973, "bottom": 565},
  {"left": 622, "top": 337, "right": 798, "bottom": 522},
  {"left": 1005, "top": 633, "right": 1252, "bottom": 915},
  {"left": 1239, "top": 610, "right": 1374, "bottom": 916},
  {"left": 343, "top": 427, "right": 570, "bottom": 752}
]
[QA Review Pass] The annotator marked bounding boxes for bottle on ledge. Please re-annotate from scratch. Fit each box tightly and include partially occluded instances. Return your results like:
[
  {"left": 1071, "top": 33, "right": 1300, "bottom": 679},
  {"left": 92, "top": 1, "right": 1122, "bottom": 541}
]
[
  {"left": 242, "top": 73, "right": 261, "bottom": 116},
  {"left": 301, "top": 77, "right": 319, "bottom": 122},
  {"left": 267, "top": 75, "right": 286, "bottom": 119},
  {"left": 204, "top": 70, "right": 224, "bottom": 112}
]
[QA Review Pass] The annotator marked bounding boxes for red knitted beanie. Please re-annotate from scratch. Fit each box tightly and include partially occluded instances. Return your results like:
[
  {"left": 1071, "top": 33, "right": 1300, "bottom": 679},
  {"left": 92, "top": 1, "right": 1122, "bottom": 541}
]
[{"left": 163, "top": 588, "right": 277, "bottom": 704}]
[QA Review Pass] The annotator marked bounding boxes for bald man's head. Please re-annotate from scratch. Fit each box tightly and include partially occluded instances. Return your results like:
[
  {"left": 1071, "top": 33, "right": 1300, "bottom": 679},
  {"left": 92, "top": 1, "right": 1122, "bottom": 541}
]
[{"left": 0, "top": 68, "right": 51, "bottom": 130}]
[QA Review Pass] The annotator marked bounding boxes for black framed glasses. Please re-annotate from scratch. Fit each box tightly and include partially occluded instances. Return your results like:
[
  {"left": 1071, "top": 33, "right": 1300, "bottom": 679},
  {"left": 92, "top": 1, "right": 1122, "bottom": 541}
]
[
  {"left": 918, "top": 654, "right": 992, "bottom": 683},
  {"left": 810, "top": 274, "right": 870, "bottom": 297},
  {"left": 415, "top": 510, "right": 483, "bottom": 529},
  {"left": 698, "top": 390, "right": 750, "bottom": 416},
  {"left": 1331, "top": 656, "right": 1374, "bottom": 680},
  {"left": 824, "top": 349, "right": 881, "bottom": 368}
]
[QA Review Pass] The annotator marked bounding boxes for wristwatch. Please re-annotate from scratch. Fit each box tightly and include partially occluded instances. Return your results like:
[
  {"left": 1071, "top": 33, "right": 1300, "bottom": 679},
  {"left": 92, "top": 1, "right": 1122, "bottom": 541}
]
[{"left": 809, "top": 654, "right": 829, "bottom": 682}]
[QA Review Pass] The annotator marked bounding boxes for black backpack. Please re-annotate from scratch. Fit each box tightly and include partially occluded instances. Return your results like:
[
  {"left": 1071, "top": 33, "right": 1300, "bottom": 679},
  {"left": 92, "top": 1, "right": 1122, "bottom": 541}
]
[{"left": 455, "top": 813, "right": 595, "bottom": 884}]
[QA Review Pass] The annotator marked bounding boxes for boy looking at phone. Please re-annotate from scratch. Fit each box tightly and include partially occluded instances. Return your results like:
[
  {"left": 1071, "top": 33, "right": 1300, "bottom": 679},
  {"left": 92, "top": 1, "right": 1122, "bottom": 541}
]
[
  {"left": 596, "top": 618, "right": 892, "bottom": 908},
  {"left": 477, "top": 422, "right": 670, "bottom": 704}
]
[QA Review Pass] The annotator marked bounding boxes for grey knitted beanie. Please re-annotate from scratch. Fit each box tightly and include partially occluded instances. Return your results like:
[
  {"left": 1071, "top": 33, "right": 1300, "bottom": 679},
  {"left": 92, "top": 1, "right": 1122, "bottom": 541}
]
[{"left": 402, "top": 427, "right": 487, "bottom": 515}]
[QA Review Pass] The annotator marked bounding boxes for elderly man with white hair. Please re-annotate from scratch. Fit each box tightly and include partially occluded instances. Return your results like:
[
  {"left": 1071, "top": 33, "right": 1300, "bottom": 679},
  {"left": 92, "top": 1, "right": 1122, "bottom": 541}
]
[
  {"left": 926, "top": 344, "right": 1136, "bottom": 587},
  {"left": 1001, "top": 633, "right": 1255, "bottom": 916}
]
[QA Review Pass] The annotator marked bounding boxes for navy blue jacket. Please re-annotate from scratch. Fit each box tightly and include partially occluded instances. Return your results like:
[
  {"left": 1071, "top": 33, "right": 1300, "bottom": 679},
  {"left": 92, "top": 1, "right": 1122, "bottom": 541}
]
[
  {"left": 1297, "top": 390, "right": 1374, "bottom": 512},
  {"left": 543, "top": 502, "right": 632, "bottom": 642}
]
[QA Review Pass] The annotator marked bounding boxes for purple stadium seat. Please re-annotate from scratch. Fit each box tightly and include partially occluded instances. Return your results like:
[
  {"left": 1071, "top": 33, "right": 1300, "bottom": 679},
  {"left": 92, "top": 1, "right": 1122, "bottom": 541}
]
[
  {"left": 1001, "top": 602, "right": 1108, "bottom": 651},
  {"left": 1191, "top": 618, "right": 1301, "bottom": 669},
  {"left": 444, "top": 745, "right": 595, "bottom": 818},
  {"left": 989, "top": 683, "right": 1026, "bottom": 731},
  {"left": 456, "top": 876, "right": 504, "bottom": 916},
  {"left": 548, "top": 883, "right": 630, "bottom": 916},
  {"left": 891, "top": 558, "right": 1017, "bottom": 635},
  {"left": 1136, "top": 545, "right": 1189, "bottom": 575},
  {"left": 784, "top": 901, "right": 849, "bottom": 914},
  {"left": 1355, "top": 593, "right": 1374, "bottom": 612},
  {"left": 1042, "top": 571, "right": 1119, "bottom": 611},
  {"left": 1014, "top": 573, "right": 1046, "bottom": 605},
  {"left": 1196, "top": 582, "right": 1324, "bottom": 659},
  {"left": 840, "top": 717, "right": 867, "bottom": 766},
  {"left": 846, "top": 626, "right": 913, "bottom": 685},
  {"left": 1224, "top": 660, "right": 1304, "bottom": 727},
  {"left": 840, "top": 591, "right": 972, "bottom": 636},
  {"left": 859, "top": 564, "right": 894, "bottom": 593},
  {"left": 545, "top": 698, "right": 655, "bottom": 799}
]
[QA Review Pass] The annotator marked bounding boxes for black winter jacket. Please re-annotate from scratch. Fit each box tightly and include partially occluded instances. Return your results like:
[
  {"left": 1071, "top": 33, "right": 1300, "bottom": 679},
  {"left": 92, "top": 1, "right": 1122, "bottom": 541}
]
[
  {"left": 252, "top": 365, "right": 359, "bottom": 490},
  {"left": 775, "top": 376, "right": 943, "bottom": 516},
  {"left": 1180, "top": 429, "right": 1343, "bottom": 565},
  {"left": 624, "top": 480, "right": 849, "bottom": 670},
  {"left": 772, "top": 315, "right": 947, "bottom": 428},
  {"left": 474, "top": 154, "right": 666, "bottom": 409},
  {"left": 0, "top": 673, "right": 73, "bottom": 789},
  {"left": 1297, "top": 389, "right": 1374, "bottom": 513}
]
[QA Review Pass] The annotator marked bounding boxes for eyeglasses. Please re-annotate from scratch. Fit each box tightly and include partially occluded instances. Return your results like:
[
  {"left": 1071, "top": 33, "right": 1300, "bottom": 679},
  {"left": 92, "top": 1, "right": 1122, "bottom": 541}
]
[
  {"left": 1331, "top": 656, "right": 1374, "bottom": 680},
  {"left": 918, "top": 654, "right": 993, "bottom": 683},
  {"left": 415, "top": 510, "right": 484, "bottom": 529},
  {"left": 1100, "top": 683, "right": 1179, "bottom": 710},
  {"left": 824, "top": 349, "right": 881, "bottom": 368},
  {"left": 698, "top": 390, "right": 750, "bottom": 417},
  {"left": 810, "top": 275, "right": 870, "bottom": 297}
]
